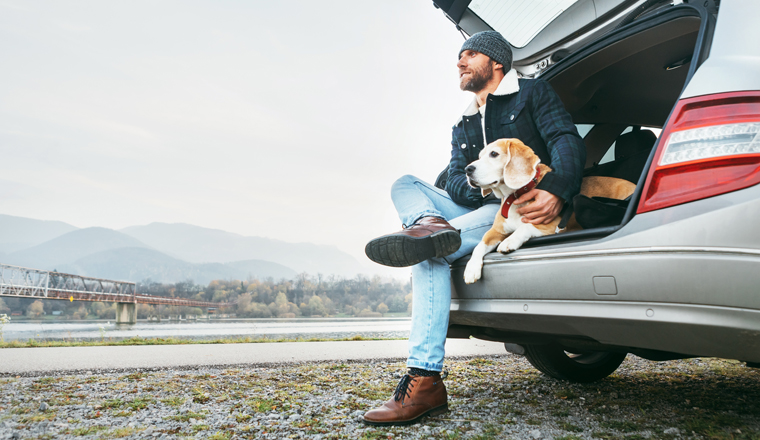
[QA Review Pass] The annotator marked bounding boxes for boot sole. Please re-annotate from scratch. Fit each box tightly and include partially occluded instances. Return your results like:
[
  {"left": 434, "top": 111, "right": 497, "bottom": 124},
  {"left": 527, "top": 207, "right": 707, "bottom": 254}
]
[
  {"left": 365, "top": 230, "right": 461, "bottom": 267},
  {"left": 361, "top": 403, "right": 449, "bottom": 426}
]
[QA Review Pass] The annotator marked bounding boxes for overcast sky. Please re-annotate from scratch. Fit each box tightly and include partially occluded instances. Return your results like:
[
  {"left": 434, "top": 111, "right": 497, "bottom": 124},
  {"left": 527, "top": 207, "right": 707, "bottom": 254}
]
[{"left": 0, "top": 1, "right": 477, "bottom": 274}]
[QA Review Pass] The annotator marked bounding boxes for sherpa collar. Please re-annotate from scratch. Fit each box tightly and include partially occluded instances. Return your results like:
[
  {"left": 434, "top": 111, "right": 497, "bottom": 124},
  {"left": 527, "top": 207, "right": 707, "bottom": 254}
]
[{"left": 459, "top": 68, "right": 520, "bottom": 120}]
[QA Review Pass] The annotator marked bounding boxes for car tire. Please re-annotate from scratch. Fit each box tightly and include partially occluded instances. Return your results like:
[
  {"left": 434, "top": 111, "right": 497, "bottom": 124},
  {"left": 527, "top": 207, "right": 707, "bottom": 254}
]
[{"left": 522, "top": 343, "right": 626, "bottom": 383}]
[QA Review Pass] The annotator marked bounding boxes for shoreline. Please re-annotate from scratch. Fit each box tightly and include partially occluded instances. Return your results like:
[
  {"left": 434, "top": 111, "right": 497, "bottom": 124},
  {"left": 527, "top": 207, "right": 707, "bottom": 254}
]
[
  {"left": 1, "top": 317, "right": 412, "bottom": 344},
  {"left": 0, "top": 334, "right": 402, "bottom": 349}
]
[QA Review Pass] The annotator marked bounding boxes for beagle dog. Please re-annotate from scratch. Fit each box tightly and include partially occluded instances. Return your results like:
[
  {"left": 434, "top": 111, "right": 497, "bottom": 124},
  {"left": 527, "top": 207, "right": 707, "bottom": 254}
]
[{"left": 463, "top": 138, "right": 636, "bottom": 284}]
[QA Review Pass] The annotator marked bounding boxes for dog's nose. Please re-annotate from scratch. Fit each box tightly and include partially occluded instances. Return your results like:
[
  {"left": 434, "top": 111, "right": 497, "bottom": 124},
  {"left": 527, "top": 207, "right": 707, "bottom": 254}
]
[{"left": 465, "top": 165, "right": 475, "bottom": 176}]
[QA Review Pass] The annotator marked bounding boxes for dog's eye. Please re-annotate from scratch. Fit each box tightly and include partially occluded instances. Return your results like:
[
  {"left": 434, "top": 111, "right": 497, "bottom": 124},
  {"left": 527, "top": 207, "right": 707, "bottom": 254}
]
[{"left": 489, "top": 151, "right": 499, "bottom": 158}]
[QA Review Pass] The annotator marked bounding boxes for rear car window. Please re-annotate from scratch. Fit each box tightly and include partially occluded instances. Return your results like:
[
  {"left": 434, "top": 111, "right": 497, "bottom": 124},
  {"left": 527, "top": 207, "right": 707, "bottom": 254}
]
[
  {"left": 599, "top": 126, "right": 662, "bottom": 165},
  {"left": 469, "top": 0, "right": 581, "bottom": 48}
]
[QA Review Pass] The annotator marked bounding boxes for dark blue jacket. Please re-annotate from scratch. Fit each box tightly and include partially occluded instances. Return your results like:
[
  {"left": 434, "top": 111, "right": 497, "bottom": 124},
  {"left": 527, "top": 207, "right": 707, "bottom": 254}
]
[{"left": 445, "top": 72, "right": 586, "bottom": 209}]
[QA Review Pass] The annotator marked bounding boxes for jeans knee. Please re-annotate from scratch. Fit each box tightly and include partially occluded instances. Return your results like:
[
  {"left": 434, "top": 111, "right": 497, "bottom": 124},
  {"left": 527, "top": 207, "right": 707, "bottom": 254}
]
[
  {"left": 391, "top": 174, "right": 420, "bottom": 193},
  {"left": 391, "top": 174, "right": 420, "bottom": 197}
]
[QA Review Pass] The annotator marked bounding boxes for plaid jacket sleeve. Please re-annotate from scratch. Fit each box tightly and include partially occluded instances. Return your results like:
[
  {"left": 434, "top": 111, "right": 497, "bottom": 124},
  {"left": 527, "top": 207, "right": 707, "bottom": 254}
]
[
  {"left": 531, "top": 79, "right": 586, "bottom": 203},
  {"left": 446, "top": 131, "right": 483, "bottom": 209}
]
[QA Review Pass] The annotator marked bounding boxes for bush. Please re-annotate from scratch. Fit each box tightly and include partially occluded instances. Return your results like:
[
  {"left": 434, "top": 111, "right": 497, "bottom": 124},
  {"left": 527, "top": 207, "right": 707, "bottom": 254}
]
[{"left": 357, "top": 309, "right": 382, "bottom": 318}]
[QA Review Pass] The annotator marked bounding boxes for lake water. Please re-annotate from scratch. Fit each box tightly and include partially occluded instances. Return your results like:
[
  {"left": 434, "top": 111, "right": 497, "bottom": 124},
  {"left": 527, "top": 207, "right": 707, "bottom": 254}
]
[{"left": 0, "top": 318, "right": 412, "bottom": 342}]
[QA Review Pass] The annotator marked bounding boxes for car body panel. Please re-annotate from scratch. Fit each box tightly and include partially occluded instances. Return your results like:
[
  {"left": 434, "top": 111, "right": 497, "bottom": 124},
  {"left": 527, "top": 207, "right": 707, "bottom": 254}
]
[
  {"left": 452, "top": 184, "right": 760, "bottom": 304},
  {"left": 681, "top": 0, "right": 760, "bottom": 99}
]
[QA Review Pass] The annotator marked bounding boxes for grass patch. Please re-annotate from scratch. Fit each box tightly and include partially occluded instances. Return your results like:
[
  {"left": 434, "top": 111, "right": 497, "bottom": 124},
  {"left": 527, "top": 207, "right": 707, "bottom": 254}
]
[
  {"left": 160, "top": 396, "right": 185, "bottom": 407},
  {"left": 560, "top": 422, "right": 583, "bottom": 432},
  {"left": 681, "top": 414, "right": 748, "bottom": 438},
  {"left": 191, "top": 424, "right": 210, "bottom": 433},
  {"left": 470, "top": 423, "right": 502, "bottom": 439},
  {"left": 191, "top": 388, "right": 211, "bottom": 404},
  {"left": 101, "top": 398, "right": 124, "bottom": 409},
  {"left": 247, "top": 397, "right": 276, "bottom": 412},
  {"left": 359, "top": 431, "right": 393, "bottom": 440},
  {"left": 18, "top": 412, "right": 57, "bottom": 423},
  {"left": 165, "top": 411, "right": 206, "bottom": 422},
  {"left": 35, "top": 377, "right": 59, "bottom": 384},
  {"left": 121, "top": 371, "right": 147, "bottom": 382},
  {"left": 71, "top": 425, "right": 108, "bottom": 436},
  {"left": 601, "top": 420, "right": 640, "bottom": 432},
  {"left": 235, "top": 413, "right": 252, "bottom": 423},
  {"left": 108, "top": 427, "right": 142, "bottom": 438},
  {"left": 555, "top": 389, "right": 578, "bottom": 400},
  {"left": 125, "top": 396, "right": 154, "bottom": 411},
  {"left": 467, "top": 358, "right": 495, "bottom": 366}
]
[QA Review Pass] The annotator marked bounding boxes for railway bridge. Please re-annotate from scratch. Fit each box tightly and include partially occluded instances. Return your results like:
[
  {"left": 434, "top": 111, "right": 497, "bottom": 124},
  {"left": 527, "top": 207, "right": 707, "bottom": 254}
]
[{"left": 0, "top": 263, "right": 231, "bottom": 324}]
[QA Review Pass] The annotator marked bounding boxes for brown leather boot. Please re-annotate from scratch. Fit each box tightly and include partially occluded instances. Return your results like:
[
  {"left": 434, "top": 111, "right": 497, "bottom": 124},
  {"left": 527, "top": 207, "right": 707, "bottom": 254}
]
[
  {"left": 364, "top": 217, "right": 461, "bottom": 267},
  {"left": 362, "top": 373, "right": 448, "bottom": 426}
]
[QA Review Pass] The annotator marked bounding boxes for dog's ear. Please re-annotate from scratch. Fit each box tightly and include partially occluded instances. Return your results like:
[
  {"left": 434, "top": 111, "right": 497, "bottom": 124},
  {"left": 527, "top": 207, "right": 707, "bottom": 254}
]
[
  {"left": 481, "top": 187, "right": 492, "bottom": 197},
  {"left": 503, "top": 139, "right": 541, "bottom": 188}
]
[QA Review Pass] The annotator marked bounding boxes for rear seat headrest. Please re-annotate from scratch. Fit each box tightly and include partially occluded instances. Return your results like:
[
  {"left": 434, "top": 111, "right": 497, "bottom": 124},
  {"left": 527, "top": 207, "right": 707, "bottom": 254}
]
[{"left": 615, "top": 129, "right": 657, "bottom": 161}]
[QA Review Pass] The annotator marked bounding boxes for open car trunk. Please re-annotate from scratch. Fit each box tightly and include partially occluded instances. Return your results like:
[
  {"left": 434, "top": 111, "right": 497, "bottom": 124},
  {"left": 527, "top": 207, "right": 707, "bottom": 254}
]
[
  {"left": 434, "top": 1, "right": 717, "bottom": 249},
  {"left": 445, "top": 2, "right": 719, "bottom": 353},
  {"left": 500, "top": 3, "right": 714, "bottom": 249}
]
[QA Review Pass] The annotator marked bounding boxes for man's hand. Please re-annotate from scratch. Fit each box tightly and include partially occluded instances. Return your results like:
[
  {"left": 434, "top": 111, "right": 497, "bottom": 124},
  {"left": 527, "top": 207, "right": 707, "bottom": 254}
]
[{"left": 515, "top": 189, "right": 564, "bottom": 225}]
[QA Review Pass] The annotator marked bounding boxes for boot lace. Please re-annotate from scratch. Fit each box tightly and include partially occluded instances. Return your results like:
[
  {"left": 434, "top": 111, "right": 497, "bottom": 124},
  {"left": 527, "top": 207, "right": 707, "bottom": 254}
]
[{"left": 392, "top": 374, "right": 416, "bottom": 403}]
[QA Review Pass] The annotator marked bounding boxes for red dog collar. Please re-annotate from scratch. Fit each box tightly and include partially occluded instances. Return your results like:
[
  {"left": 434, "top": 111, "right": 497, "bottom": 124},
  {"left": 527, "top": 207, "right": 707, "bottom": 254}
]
[{"left": 500, "top": 169, "right": 541, "bottom": 219}]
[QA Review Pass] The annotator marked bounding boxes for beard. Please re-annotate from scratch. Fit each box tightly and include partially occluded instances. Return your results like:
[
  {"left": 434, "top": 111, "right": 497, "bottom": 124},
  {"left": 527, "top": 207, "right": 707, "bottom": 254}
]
[{"left": 460, "top": 61, "right": 494, "bottom": 92}]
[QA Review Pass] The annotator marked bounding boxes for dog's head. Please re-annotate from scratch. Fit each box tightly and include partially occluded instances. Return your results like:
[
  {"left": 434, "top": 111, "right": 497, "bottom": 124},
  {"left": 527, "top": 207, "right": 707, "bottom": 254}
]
[{"left": 465, "top": 138, "right": 541, "bottom": 197}]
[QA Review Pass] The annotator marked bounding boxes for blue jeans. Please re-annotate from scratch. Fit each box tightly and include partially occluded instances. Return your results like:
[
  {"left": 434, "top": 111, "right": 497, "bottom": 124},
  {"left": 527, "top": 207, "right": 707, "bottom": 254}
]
[{"left": 391, "top": 175, "right": 498, "bottom": 372}]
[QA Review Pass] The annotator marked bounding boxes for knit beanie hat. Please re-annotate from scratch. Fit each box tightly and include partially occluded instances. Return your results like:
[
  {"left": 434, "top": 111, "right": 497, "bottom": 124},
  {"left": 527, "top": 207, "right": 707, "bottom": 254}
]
[{"left": 459, "top": 31, "right": 513, "bottom": 70}]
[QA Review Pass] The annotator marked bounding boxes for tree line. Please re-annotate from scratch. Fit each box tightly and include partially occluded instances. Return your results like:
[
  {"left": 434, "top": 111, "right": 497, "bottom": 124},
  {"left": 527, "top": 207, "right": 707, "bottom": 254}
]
[{"left": 0, "top": 274, "right": 413, "bottom": 320}]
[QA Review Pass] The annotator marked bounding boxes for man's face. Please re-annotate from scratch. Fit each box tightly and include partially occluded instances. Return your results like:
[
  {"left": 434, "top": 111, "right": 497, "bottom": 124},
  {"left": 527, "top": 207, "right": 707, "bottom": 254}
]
[{"left": 458, "top": 50, "right": 495, "bottom": 92}]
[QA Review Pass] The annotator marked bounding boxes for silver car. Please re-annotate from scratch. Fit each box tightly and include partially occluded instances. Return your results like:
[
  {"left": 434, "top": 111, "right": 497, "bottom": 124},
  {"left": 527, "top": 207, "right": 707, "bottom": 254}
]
[{"left": 432, "top": 0, "right": 760, "bottom": 382}]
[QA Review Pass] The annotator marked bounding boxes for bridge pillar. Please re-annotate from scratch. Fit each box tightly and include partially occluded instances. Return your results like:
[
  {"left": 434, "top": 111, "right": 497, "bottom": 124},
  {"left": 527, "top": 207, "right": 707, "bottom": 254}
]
[{"left": 116, "top": 303, "right": 136, "bottom": 324}]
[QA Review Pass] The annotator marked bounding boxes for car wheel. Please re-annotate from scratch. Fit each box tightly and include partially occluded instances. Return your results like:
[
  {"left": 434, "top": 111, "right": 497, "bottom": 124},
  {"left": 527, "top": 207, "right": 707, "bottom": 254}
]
[{"left": 522, "top": 344, "right": 626, "bottom": 383}]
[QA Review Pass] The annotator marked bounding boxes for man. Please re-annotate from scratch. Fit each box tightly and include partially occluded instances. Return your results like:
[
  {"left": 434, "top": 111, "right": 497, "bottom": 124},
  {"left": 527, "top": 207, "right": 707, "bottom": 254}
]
[{"left": 362, "top": 31, "right": 585, "bottom": 426}]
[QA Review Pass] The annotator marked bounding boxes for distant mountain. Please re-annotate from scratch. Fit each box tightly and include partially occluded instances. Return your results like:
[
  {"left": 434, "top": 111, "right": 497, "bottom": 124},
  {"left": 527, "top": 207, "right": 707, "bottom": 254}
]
[
  {"left": 4, "top": 227, "right": 149, "bottom": 269},
  {"left": 58, "top": 247, "right": 297, "bottom": 284},
  {"left": 0, "top": 214, "right": 366, "bottom": 280},
  {"left": 121, "top": 223, "right": 364, "bottom": 276},
  {"left": 0, "top": 214, "right": 78, "bottom": 254}
]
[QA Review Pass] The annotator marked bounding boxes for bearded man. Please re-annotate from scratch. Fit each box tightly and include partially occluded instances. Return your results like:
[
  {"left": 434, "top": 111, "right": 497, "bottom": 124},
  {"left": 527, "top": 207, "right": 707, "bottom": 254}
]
[{"left": 363, "top": 31, "right": 586, "bottom": 425}]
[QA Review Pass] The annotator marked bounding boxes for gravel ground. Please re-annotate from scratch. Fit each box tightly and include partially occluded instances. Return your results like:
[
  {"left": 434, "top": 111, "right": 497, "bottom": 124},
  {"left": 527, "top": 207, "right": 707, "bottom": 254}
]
[{"left": 1, "top": 354, "right": 758, "bottom": 440}]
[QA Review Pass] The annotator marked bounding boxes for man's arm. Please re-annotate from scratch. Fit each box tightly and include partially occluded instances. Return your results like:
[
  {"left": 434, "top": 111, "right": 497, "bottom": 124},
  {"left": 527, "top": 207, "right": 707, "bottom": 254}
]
[
  {"left": 446, "top": 132, "right": 483, "bottom": 209},
  {"left": 516, "top": 79, "right": 586, "bottom": 223},
  {"left": 530, "top": 79, "right": 586, "bottom": 203}
]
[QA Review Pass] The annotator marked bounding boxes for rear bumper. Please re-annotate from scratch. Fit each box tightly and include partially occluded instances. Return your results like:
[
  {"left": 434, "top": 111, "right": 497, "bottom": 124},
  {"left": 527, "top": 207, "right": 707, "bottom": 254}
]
[
  {"left": 451, "top": 246, "right": 760, "bottom": 309},
  {"left": 449, "top": 298, "right": 760, "bottom": 363}
]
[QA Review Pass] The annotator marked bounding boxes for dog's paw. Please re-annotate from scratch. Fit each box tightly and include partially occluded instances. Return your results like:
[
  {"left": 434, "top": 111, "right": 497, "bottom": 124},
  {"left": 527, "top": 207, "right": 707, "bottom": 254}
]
[
  {"left": 463, "top": 260, "right": 483, "bottom": 284},
  {"left": 497, "top": 237, "right": 522, "bottom": 254}
]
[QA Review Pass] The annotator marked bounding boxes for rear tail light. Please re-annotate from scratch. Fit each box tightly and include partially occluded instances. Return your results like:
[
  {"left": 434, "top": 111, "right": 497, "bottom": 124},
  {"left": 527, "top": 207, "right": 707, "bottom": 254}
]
[{"left": 637, "top": 92, "right": 760, "bottom": 214}]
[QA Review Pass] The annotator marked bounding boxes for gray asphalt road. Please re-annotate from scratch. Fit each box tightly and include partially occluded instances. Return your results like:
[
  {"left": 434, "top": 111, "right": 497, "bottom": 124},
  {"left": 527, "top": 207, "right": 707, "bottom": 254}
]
[{"left": 0, "top": 339, "right": 506, "bottom": 375}]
